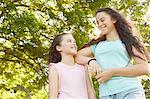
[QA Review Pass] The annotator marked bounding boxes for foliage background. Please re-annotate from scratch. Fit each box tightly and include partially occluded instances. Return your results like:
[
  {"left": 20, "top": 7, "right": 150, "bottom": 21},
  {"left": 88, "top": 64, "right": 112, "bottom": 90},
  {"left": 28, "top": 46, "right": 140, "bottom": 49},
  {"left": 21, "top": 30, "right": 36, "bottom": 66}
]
[{"left": 0, "top": 0, "right": 150, "bottom": 99}]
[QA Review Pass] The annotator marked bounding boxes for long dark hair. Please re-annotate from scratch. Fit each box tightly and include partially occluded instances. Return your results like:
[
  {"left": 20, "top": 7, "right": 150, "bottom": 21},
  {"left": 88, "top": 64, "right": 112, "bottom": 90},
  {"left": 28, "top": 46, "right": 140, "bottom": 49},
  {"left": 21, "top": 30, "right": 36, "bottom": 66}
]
[
  {"left": 82, "top": 8, "right": 145, "bottom": 60},
  {"left": 49, "top": 33, "right": 69, "bottom": 63}
]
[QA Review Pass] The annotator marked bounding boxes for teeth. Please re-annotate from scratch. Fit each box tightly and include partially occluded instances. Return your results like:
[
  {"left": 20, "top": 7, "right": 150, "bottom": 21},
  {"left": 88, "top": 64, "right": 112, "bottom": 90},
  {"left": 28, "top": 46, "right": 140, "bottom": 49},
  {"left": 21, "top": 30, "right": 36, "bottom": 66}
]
[
  {"left": 100, "top": 25, "right": 106, "bottom": 29},
  {"left": 101, "top": 28, "right": 105, "bottom": 31}
]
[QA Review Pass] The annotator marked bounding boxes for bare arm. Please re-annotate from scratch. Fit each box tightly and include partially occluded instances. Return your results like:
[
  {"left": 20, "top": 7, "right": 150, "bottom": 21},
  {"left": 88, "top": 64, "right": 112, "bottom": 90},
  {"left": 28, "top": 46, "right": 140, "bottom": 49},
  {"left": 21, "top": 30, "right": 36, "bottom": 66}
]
[
  {"left": 76, "top": 47, "right": 94, "bottom": 65},
  {"left": 111, "top": 46, "right": 149, "bottom": 76},
  {"left": 76, "top": 47, "right": 102, "bottom": 75},
  {"left": 145, "top": 49, "right": 150, "bottom": 62},
  {"left": 96, "top": 47, "right": 149, "bottom": 83},
  {"left": 85, "top": 66, "right": 96, "bottom": 99},
  {"left": 48, "top": 64, "right": 58, "bottom": 99},
  {"left": 129, "top": 23, "right": 150, "bottom": 63},
  {"left": 129, "top": 21, "right": 150, "bottom": 62}
]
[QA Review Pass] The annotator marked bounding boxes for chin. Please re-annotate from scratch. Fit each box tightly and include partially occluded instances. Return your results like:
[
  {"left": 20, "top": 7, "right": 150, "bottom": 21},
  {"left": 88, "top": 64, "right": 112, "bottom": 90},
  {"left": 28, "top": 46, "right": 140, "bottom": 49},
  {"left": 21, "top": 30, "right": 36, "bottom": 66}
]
[
  {"left": 101, "top": 29, "right": 109, "bottom": 34},
  {"left": 101, "top": 31, "right": 108, "bottom": 35},
  {"left": 71, "top": 52, "right": 77, "bottom": 56}
]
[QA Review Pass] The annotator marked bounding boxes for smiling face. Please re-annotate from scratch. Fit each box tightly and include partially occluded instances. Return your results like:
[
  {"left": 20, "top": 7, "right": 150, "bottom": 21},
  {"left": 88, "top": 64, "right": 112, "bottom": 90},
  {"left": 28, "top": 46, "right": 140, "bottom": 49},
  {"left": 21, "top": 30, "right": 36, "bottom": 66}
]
[
  {"left": 56, "top": 34, "right": 77, "bottom": 56},
  {"left": 96, "top": 12, "right": 116, "bottom": 36}
]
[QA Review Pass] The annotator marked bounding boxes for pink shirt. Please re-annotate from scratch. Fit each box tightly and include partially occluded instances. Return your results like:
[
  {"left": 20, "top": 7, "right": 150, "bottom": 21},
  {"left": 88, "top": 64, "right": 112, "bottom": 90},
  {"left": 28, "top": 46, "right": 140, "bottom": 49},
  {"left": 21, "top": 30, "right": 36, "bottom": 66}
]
[{"left": 52, "top": 62, "right": 88, "bottom": 99}]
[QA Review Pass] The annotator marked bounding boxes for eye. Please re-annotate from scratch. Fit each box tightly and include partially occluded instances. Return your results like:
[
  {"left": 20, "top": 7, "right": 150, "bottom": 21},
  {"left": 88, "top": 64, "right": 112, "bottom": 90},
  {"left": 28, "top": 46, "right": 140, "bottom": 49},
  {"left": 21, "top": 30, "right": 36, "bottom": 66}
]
[
  {"left": 96, "top": 18, "right": 105, "bottom": 25},
  {"left": 100, "top": 18, "right": 105, "bottom": 22},
  {"left": 67, "top": 39, "right": 72, "bottom": 42}
]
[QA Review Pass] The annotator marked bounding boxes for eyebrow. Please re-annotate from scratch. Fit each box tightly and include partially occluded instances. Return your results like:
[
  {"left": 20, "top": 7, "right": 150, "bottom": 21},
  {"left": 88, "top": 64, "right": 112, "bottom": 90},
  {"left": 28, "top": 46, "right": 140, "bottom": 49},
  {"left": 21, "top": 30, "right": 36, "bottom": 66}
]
[
  {"left": 97, "top": 17, "right": 104, "bottom": 21},
  {"left": 67, "top": 39, "right": 75, "bottom": 42}
]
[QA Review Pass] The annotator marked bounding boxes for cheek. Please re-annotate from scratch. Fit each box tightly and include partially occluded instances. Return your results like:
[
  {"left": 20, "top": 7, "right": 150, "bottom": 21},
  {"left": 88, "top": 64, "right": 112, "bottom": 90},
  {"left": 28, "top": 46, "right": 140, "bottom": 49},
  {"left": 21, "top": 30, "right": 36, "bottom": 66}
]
[
  {"left": 109, "top": 23, "right": 115, "bottom": 30},
  {"left": 61, "top": 46, "right": 68, "bottom": 51}
]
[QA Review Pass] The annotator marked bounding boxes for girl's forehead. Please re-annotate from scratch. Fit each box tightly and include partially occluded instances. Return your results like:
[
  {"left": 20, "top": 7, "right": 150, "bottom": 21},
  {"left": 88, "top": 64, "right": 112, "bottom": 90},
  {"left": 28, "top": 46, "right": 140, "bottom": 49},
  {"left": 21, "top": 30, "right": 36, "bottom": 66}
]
[
  {"left": 62, "top": 34, "right": 74, "bottom": 40},
  {"left": 96, "top": 12, "right": 109, "bottom": 19}
]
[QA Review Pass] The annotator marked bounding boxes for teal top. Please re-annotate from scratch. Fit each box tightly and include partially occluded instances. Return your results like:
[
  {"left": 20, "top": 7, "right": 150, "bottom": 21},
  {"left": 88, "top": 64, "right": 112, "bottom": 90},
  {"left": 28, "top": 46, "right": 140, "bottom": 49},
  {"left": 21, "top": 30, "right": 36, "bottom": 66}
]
[{"left": 91, "top": 39, "right": 142, "bottom": 97}]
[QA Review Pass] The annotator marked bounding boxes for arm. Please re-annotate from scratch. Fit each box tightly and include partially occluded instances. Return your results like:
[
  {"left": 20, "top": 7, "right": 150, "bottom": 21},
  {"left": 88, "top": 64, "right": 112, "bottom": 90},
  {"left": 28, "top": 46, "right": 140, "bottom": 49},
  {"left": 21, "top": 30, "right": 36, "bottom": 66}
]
[
  {"left": 48, "top": 64, "right": 58, "bottom": 99},
  {"left": 76, "top": 47, "right": 102, "bottom": 75},
  {"left": 76, "top": 47, "right": 94, "bottom": 65},
  {"left": 128, "top": 21, "right": 150, "bottom": 62},
  {"left": 111, "top": 46, "right": 149, "bottom": 76},
  {"left": 96, "top": 47, "right": 149, "bottom": 83},
  {"left": 137, "top": 38, "right": 150, "bottom": 63},
  {"left": 145, "top": 48, "right": 150, "bottom": 62},
  {"left": 85, "top": 66, "right": 96, "bottom": 99},
  {"left": 132, "top": 30, "right": 150, "bottom": 62}
]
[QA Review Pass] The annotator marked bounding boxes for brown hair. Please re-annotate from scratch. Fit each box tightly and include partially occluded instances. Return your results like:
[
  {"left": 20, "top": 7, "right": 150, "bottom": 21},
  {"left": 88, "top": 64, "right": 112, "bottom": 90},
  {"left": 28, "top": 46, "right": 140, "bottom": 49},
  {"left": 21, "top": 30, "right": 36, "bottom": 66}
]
[
  {"left": 81, "top": 8, "right": 146, "bottom": 60},
  {"left": 49, "top": 33, "right": 70, "bottom": 63}
]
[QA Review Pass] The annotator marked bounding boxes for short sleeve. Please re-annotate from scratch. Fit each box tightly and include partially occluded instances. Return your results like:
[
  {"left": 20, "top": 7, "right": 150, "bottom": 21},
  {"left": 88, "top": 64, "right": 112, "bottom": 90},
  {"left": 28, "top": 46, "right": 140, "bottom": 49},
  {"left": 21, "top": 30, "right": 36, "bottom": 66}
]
[{"left": 90, "top": 44, "right": 97, "bottom": 54}]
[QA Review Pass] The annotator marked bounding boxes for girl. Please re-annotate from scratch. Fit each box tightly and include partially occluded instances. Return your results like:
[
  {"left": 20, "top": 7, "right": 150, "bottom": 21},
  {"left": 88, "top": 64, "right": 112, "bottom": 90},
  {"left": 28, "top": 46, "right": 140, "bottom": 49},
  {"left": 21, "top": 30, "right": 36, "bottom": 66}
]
[
  {"left": 48, "top": 33, "right": 96, "bottom": 99},
  {"left": 76, "top": 8, "right": 149, "bottom": 99}
]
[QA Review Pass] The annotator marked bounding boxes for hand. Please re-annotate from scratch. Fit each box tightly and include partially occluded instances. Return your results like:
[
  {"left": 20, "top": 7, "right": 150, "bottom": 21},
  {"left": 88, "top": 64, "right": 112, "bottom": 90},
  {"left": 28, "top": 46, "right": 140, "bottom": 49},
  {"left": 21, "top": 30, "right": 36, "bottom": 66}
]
[
  {"left": 88, "top": 60, "right": 102, "bottom": 77},
  {"left": 95, "top": 69, "right": 113, "bottom": 83}
]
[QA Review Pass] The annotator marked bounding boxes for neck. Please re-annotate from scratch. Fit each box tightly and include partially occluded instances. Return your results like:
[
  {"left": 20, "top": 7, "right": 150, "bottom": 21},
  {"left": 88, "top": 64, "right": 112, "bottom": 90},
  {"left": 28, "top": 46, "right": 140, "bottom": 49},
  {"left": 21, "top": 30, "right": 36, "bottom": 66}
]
[
  {"left": 106, "top": 28, "right": 120, "bottom": 41},
  {"left": 61, "top": 54, "right": 75, "bottom": 66}
]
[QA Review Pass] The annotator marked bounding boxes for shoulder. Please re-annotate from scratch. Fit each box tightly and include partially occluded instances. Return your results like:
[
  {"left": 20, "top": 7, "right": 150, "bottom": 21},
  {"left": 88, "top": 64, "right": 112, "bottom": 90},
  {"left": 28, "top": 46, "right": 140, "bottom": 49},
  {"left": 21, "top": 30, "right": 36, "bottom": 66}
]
[
  {"left": 48, "top": 63, "right": 58, "bottom": 77},
  {"left": 93, "top": 40, "right": 108, "bottom": 48},
  {"left": 48, "top": 63, "right": 56, "bottom": 67},
  {"left": 48, "top": 63, "right": 60, "bottom": 71}
]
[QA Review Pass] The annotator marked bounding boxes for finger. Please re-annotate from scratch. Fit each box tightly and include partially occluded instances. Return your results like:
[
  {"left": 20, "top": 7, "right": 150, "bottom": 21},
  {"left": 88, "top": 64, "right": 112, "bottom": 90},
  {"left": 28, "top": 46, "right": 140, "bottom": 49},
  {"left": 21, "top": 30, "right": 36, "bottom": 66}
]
[
  {"left": 97, "top": 78, "right": 104, "bottom": 83},
  {"left": 95, "top": 74, "right": 102, "bottom": 79}
]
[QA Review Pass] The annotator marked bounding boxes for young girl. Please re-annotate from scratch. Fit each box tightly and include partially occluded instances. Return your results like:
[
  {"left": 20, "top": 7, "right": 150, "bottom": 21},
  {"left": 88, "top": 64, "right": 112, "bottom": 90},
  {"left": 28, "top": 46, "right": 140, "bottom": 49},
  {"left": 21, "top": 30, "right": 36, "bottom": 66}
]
[
  {"left": 76, "top": 8, "right": 149, "bottom": 99},
  {"left": 48, "top": 33, "right": 96, "bottom": 99}
]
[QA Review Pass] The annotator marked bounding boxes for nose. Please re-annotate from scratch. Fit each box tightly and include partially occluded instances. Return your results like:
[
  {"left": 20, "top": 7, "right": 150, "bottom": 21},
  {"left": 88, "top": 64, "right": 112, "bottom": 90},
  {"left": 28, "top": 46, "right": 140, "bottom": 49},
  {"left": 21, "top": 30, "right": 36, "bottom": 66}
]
[
  {"left": 98, "top": 21, "right": 103, "bottom": 27},
  {"left": 72, "top": 42, "right": 76, "bottom": 46},
  {"left": 96, "top": 22, "right": 102, "bottom": 29},
  {"left": 97, "top": 23, "right": 101, "bottom": 30}
]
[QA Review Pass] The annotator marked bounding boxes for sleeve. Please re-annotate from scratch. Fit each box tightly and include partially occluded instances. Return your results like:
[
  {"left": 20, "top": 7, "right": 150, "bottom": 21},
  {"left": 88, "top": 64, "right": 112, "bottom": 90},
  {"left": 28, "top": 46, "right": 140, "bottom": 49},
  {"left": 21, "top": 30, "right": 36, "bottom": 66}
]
[{"left": 90, "top": 44, "right": 97, "bottom": 54}]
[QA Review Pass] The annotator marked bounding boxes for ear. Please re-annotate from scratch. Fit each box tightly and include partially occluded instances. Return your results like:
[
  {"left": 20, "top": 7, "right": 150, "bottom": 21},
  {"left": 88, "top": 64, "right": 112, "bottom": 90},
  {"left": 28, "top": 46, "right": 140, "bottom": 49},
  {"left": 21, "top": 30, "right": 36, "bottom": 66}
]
[
  {"left": 56, "top": 45, "right": 62, "bottom": 52},
  {"left": 112, "top": 18, "right": 117, "bottom": 23}
]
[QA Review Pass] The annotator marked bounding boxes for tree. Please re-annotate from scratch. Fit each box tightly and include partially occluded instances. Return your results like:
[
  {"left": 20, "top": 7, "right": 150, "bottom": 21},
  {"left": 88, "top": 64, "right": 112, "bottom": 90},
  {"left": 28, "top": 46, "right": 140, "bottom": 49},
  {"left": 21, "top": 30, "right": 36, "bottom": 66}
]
[{"left": 0, "top": 0, "right": 149, "bottom": 98}]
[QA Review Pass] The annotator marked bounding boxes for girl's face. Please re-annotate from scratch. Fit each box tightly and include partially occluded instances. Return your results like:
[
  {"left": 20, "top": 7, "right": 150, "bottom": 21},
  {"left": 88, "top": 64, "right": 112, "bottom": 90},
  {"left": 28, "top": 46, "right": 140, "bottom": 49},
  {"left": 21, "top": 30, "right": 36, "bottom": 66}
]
[
  {"left": 57, "top": 34, "right": 77, "bottom": 56},
  {"left": 96, "top": 12, "right": 116, "bottom": 36}
]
